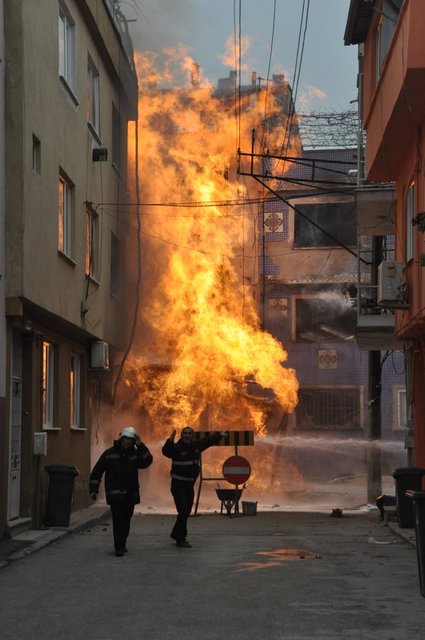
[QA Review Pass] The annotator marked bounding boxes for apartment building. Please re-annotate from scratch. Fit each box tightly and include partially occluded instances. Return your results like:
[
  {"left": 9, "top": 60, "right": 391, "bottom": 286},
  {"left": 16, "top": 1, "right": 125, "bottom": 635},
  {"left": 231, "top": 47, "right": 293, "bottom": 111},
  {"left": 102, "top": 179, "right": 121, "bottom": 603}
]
[
  {"left": 1, "top": 0, "right": 138, "bottom": 537},
  {"left": 259, "top": 148, "right": 406, "bottom": 488},
  {"left": 344, "top": 0, "right": 425, "bottom": 466}
]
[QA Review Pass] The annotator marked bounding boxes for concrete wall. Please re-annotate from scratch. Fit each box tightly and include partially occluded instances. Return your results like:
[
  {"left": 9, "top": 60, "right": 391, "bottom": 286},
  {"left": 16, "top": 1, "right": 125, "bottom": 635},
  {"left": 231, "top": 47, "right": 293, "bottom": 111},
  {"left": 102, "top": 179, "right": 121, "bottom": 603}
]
[
  {"left": 5, "top": 0, "right": 136, "bottom": 346},
  {"left": 0, "top": 0, "right": 7, "bottom": 537}
]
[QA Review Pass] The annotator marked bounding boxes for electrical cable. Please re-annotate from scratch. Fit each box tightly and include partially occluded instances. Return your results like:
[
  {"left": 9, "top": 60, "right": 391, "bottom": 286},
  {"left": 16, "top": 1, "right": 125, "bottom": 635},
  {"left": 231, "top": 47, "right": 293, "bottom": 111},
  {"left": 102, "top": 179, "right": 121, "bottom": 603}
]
[
  {"left": 233, "top": 0, "right": 239, "bottom": 154},
  {"left": 112, "top": 115, "right": 142, "bottom": 403},
  {"left": 259, "top": 0, "right": 277, "bottom": 152},
  {"left": 279, "top": 0, "right": 310, "bottom": 162}
]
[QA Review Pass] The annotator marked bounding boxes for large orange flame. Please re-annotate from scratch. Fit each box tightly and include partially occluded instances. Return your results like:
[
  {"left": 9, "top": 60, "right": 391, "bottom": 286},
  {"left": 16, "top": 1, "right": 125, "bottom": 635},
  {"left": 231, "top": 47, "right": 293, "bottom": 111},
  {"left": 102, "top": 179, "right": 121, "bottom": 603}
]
[{"left": 122, "top": 47, "right": 299, "bottom": 439}]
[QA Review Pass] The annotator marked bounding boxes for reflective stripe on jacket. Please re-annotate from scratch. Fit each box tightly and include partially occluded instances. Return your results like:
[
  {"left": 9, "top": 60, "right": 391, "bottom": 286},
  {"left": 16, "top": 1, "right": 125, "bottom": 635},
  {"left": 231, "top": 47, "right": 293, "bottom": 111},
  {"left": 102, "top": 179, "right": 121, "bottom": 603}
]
[
  {"left": 89, "top": 441, "right": 153, "bottom": 504},
  {"left": 162, "top": 432, "right": 222, "bottom": 482}
]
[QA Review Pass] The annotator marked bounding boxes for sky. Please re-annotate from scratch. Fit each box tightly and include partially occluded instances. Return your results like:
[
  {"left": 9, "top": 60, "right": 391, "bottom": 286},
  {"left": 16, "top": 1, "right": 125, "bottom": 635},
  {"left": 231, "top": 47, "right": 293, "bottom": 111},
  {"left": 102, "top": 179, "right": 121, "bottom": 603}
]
[{"left": 125, "top": 0, "right": 359, "bottom": 113}]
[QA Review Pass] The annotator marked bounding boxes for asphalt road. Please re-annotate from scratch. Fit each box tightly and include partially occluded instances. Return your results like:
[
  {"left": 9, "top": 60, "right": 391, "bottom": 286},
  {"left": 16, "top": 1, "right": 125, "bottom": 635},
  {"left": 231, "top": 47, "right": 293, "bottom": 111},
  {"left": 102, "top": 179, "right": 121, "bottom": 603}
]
[{"left": 0, "top": 511, "right": 424, "bottom": 639}]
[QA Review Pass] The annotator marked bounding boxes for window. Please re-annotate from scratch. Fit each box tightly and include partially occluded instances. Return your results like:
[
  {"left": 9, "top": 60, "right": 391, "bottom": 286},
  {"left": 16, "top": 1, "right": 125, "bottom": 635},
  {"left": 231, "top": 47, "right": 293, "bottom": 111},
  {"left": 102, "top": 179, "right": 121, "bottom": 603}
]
[
  {"left": 86, "top": 206, "right": 99, "bottom": 280},
  {"left": 112, "top": 103, "right": 124, "bottom": 171},
  {"left": 393, "top": 387, "right": 407, "bottom": 431},
  {"left": 375, "top": 0, "right": 402, "bottom": 81},
  {"left": 294, "top": 202, "right": 356, "bottom": 248},
  {"left": 110, "top": 231, "right": 120, "bottom": 295},
  {"left": 59, "top": 2, "right": 75, "bottom": 89},
  {"left": 296, "top": 387, "right": 362, "bottom": 430},
  {"left": 58, "top": 171, "right": 73, "bottom": 258},
  {"left": 70, "top": 354, "right": 82, "bottom": 429},
  {"left": 32, "top": 135, "right": 41, "bottom": 174},
  {"left": 42, "top": 342, "right": 55, "bottom": 429},
  {"left": 294, "top": 295, "right": 357, "bottom": 343},
  {"left": 406, "top": 181, "right": 415, "bottom": 261},
  {"left": 87, "top": 56, "right": 100, "bottom": 135}
]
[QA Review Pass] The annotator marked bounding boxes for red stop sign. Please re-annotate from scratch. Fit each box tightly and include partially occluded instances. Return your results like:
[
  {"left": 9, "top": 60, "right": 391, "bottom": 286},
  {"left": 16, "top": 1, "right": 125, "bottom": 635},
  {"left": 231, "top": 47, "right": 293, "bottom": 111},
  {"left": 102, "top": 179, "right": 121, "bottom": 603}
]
[{"left": 222, "top": 455, "right": 251, "bottom": 485}]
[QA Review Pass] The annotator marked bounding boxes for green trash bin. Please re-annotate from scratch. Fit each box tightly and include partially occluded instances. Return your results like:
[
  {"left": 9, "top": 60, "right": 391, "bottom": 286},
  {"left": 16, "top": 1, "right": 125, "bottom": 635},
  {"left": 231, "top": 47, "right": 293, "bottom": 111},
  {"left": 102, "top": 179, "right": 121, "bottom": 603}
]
[
  {"left": 406, "top": 490, "right": 425, "bottom": 597},
  {"left": 393, "top": 467, "right": 425, "bottom": 528},
  {"left": 44, "top": 464, "right": 79, "bottom": 527}
]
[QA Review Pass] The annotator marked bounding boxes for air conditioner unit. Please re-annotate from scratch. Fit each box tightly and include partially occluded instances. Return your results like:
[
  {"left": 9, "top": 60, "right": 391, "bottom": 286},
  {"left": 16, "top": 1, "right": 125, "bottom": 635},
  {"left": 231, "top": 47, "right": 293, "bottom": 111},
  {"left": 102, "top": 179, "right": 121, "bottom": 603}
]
[
  {"left": 90, "top": 340, "right": 110, "bottom": 370},
  {"left": 377, "top": 261, "right": 404, "bottom": 306}
]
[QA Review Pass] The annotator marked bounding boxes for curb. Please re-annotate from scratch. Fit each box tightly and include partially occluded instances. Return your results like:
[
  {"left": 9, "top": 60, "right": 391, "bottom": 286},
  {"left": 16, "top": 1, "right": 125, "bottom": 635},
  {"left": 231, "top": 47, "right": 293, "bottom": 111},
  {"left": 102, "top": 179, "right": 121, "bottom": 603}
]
[{"left": 0, "top": 506, "right": 111, "bottom": 570}]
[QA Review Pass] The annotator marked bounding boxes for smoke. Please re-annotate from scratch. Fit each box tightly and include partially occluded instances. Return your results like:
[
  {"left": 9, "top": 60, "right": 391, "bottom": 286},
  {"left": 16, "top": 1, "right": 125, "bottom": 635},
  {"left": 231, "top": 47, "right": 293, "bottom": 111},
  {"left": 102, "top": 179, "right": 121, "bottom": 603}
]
[
  {"left": 218, "top": 34, "right": 252, "bottom": 71},
  {"left": 128, "top": 0, "right": 201, "bottom": 56}
]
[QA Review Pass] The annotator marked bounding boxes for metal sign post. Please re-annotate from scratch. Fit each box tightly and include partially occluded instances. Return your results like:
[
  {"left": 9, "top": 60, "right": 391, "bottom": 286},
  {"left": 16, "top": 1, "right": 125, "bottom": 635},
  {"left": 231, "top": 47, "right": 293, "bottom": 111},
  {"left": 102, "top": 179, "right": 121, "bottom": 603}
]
[{"left": 193, "top": 430, "right": 254, "bottom": 515}]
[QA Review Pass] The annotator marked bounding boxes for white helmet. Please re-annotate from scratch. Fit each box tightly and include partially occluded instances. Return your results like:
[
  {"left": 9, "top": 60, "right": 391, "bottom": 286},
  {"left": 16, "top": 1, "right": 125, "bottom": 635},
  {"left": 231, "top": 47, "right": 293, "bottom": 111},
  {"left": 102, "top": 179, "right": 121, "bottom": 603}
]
[{"left": 119, "top": 427, "right": 137, "bottom": 439}]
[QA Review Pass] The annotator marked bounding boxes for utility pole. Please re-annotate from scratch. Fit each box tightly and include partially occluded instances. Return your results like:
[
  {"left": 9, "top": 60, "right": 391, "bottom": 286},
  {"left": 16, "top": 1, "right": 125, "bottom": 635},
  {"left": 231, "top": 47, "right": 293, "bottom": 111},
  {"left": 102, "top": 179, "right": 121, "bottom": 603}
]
[{"left": 367, "top": 236, "right": 383, "bottom": 503}]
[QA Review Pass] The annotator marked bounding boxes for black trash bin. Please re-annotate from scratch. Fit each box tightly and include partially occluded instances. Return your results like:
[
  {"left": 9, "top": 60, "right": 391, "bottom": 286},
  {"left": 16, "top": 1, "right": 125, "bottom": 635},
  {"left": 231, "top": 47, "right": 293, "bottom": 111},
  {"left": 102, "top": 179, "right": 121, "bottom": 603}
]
[
  {"left": 393, "top": 467, "right": 425, "bottom": 528},
  {"left": 406, "top": 490, "right": 425, "bottom": 597},
  {"left": 44, "top": 464, "right": 79, "bottom": 527}
]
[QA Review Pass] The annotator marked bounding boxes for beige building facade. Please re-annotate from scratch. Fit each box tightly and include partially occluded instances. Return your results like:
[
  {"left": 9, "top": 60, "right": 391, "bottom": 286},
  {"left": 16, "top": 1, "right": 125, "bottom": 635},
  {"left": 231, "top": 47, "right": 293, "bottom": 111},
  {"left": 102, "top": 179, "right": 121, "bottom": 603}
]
[{"left": 1, "top": 0, "right": 138, "bottom": 536}]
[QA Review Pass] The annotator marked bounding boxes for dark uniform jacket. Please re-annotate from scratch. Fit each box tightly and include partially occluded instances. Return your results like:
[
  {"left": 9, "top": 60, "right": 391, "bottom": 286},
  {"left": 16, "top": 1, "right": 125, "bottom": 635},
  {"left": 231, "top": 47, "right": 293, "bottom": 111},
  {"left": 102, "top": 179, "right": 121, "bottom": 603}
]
[
  {"left": 89, "top": 440, "right": 153, "bottom": 504},
  {"left": 162, "top": 432, "right": 222, "bottom": 482}
]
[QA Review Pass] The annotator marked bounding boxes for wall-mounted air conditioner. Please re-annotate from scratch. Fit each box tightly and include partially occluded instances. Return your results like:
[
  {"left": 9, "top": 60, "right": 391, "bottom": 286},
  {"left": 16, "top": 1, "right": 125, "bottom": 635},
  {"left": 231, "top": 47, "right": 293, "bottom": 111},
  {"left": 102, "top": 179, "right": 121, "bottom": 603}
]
[
  {"left": 377, "top": 261, "right": 404, "bottom": 306},
  {"left": 90, "top": 340, "right": 110, "bottom": 370}
]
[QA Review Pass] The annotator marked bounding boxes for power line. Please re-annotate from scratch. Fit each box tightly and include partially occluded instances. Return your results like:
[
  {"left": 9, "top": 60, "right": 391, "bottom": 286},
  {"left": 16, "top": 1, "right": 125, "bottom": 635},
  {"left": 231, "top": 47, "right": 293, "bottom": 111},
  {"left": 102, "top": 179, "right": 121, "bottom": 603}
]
[
  {"left": 91, "top": 196, "right": 286, "bottom": 210},
  {"left": 280, "top": 0, "right": 310, "bottom": 158}
]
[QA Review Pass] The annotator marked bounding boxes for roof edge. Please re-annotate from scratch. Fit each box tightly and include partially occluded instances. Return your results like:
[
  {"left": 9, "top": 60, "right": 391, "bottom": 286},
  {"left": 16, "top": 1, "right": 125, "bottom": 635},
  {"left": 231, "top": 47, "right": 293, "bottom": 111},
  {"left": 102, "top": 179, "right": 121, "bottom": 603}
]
[{"left": 344, "top": 0, "right": 374, "bottom": 46}]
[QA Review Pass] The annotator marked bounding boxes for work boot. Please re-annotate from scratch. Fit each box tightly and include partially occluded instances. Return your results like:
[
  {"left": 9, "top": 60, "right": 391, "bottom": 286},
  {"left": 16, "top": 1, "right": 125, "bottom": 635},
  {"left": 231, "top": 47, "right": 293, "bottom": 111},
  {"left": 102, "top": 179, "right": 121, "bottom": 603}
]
[{"left": 115, "top": 548, "right": 125, "bottom": 556}]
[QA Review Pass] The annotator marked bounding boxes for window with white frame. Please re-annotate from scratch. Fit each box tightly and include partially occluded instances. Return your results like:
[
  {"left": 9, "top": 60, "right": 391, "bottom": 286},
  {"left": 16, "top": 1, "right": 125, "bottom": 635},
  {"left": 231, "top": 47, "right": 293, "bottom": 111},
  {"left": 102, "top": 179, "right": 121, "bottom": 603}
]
[
  {"left": 406, "top": 181, "right": 415, "bottom": 261},
  {"left": 70, "top": 353, "right": 82, "bottom": 428},
  {"left": 59, "top": 2, "right": 75, "bottom": 90},
  {"left": 87, "top": 56, "right": 100, "bottom": 135},
  {"left": 58, "top": 171, "right": 73, "bottom": 258},
  {"left": 394, "top": 387, "right": 407, "bottom": 431},
  {"left": 42, "top": 342, "right": 55, "bottom": 429},
  {"left": 86, "top": 206, "right": 99, "bottom": 280}
]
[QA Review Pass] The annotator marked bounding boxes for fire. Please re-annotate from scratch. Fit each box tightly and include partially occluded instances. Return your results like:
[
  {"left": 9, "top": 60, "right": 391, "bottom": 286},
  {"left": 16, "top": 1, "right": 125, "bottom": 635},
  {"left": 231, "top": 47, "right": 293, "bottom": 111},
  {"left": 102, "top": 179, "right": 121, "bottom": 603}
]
[{"left": 121, "top": 47, "right": 299, "bottom": 440}]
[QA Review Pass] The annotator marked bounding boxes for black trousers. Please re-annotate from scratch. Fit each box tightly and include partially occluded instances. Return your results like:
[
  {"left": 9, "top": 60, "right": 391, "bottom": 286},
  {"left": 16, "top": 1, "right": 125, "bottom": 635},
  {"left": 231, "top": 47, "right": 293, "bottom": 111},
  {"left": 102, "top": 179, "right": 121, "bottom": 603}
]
[
  {"left": 170, "top": 479, "right": 195, "bottom": 542},
  {"left": 110, "top": 502, "right": 135, "bottom": 552}
]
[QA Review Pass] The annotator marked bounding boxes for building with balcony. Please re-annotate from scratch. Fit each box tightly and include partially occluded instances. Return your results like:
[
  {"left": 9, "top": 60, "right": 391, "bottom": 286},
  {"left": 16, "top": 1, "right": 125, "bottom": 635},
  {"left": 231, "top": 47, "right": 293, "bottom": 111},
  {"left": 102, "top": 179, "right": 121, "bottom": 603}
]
[{"left": 345, "top": 0, "right": 425, "bottom": 466}]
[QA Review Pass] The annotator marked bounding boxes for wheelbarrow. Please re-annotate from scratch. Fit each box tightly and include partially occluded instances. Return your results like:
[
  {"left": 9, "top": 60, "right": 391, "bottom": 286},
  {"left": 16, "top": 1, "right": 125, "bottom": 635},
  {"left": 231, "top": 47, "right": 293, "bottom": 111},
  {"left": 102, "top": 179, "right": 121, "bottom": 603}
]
[{"left": 216, "top": 487, "right": 243, "bottom": 516}]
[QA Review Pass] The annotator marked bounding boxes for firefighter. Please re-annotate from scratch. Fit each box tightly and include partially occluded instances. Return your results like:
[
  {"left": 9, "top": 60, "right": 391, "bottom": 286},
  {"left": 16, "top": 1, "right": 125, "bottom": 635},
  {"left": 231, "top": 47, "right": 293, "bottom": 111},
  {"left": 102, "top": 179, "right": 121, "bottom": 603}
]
[
  {"left": 162, "top": 426, "right": 226, "bottom": 547},
  {"left": 89, "top": 427, "right": 153, "bottom": 556}
]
